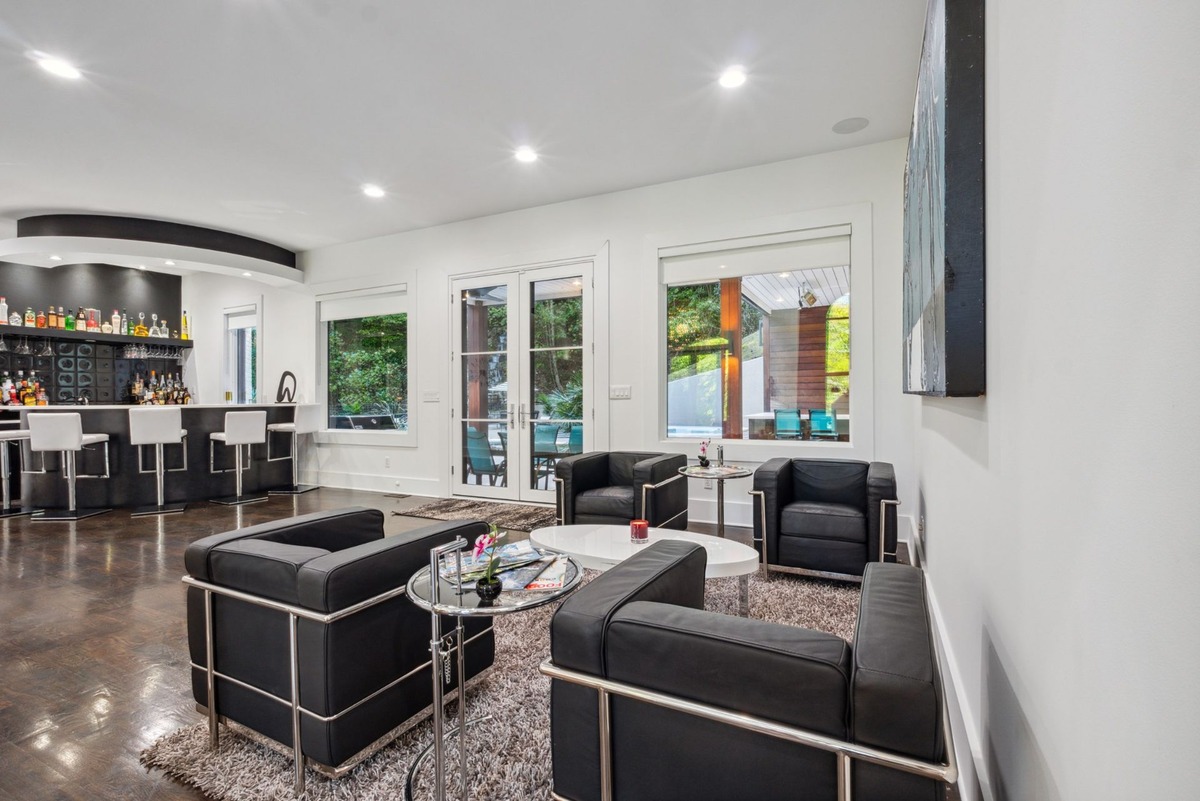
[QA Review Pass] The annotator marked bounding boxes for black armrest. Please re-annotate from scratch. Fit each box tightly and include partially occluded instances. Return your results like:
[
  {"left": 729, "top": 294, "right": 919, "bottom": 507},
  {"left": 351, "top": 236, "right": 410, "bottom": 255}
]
[
  {"left": 606, "top": 601, "right": 851, "bottom": 738},
  {"left": 866, "top": 462, "right": 898, "bottom": 563},
  {"left": 298, "top": 519, "right": 490, "bottom": 612},
  {"left": 753, "top": 458, "right": 793, "bottom": 564},
  {"left": 185, "top": 507, "right": 385, "bottom": 581},
  {"left": 632, "top": 453, "right": 686, "bottom": 523},
  {"left": 555, "top": 452, "right": 610, "bottom": 524},
  {"left": 551, "top": 540, "right": 706, "bottom": 675}
]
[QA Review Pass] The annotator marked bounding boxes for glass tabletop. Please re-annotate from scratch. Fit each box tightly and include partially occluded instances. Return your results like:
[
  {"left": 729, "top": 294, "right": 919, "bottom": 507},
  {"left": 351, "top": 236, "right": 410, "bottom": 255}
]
[
  {"left": 679, "top": 465, "right": 753, "bottom": 480},
  {"left": 406, "top": 552, "right": 583, "bottom": 617}
]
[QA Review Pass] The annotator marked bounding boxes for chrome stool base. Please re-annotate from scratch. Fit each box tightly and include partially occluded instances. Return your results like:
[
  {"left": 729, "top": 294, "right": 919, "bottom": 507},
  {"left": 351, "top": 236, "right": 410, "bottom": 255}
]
[
  {"left": 33, "top": 507, "right": 111, "bottom": 521},
  {"left": 210, "top": 493, "right": 268, "bottom": 506},
  {"left": 0, "top": 506, "right": 37, "bottom": 518},
  {"left": 132, "top": 502, "right": 188, "bottom": 517},
  {"left": 268, "top": 483, "right": 319, "bottom": 496}
]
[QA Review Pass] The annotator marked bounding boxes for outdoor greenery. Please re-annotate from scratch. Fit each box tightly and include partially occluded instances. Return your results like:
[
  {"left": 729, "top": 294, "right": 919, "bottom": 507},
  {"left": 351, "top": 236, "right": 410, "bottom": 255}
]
[
  {"left": 825, "top": 294, "right": 850, "bottom": 410},
  {"left": 532, "top": 291, "right": 584, "bottom": 424},
  {"left": 666, "top": 283, "right": 764, "bottom": 378},
  {"left": 327, "top": 314, "right": 408, "bottom": 427}
]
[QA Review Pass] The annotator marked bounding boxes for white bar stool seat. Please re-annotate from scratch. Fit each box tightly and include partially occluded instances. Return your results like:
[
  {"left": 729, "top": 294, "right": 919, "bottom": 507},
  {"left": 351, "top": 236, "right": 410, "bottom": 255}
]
[
  {"left": 129, "top": 407, "right": 189, "bottom": 517},
  {"left": 27, "top": 412, "right": 111, "bottom": 521},
  {"left": 0, "top": 430, "right": 34, "bottom": 518},
  {"left": 266, "top": 403, "right": 322, "bottom": 495},
  {"left": 210, "top": 410, "right": 267, "bottom": 506}
]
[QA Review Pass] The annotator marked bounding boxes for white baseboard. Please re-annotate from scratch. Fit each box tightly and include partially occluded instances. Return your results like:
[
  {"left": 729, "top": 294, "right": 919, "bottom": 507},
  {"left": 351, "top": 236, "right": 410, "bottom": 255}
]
[
  {"left": 908, "top": 529, "right": 993, "bottom": 801},
  {"left": 305, "top": 470, "right": 441, "bottom": 496}
]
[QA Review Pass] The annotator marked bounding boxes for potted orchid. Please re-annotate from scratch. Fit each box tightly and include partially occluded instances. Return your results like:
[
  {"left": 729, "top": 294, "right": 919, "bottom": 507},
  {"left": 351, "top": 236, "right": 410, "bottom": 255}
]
[
  {"left": 698, "top": 439, "right": 711, "bottom": 468},
  {"left": 473, "top": 523, "right": 506, "bottom": 602}
]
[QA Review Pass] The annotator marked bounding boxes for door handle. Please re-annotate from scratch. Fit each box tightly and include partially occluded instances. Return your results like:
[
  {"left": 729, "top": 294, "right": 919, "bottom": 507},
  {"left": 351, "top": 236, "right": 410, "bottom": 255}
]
[
  {"left": 508, "top": 403, "right": 516, "bottom": 430},
  {"left": 519, "top": 403, "right": 528, "bottom": 429}
]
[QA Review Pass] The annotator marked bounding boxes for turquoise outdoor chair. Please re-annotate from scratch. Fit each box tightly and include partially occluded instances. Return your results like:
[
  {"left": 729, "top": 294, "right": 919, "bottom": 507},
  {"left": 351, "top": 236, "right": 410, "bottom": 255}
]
[
  {"left": 808, "top": 409, "right": 838, "bottom": 440},
  {"left": 774, "top": 409, "right": 802, "bottom": 440},
  {"left": 466, "top": 426, "right": 505, "bottom": 485}
]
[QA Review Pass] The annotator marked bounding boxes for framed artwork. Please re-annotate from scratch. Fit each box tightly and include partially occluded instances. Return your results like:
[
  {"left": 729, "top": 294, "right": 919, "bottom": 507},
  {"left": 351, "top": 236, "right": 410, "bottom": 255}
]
[{"left": 902, "top": 0, "right": 986, "bottom": 396}]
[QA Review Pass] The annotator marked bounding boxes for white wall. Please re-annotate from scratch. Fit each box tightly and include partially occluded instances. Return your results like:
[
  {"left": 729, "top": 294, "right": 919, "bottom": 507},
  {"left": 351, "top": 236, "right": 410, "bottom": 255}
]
[
  {"left": 180, "top": 272, "right": 316, "bottom": 405},
  {"left": 301, "top": 139, "right": 918, "bottom": 525},
  {"left": 917, "top": 2, "right": 1200, "bottom": 799}
]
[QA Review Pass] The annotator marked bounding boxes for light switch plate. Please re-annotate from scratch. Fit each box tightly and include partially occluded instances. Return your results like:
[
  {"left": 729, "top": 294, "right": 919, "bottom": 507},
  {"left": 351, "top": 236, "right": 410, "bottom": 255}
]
[{"left": 609, "top": 384, "right": 632, "bottom": 400}]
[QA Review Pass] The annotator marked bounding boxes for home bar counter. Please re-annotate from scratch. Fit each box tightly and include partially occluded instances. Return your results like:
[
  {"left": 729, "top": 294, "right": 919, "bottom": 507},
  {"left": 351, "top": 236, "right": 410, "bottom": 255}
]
[{"left": 11, "top": 404, "right": 296, "bottom": 508}]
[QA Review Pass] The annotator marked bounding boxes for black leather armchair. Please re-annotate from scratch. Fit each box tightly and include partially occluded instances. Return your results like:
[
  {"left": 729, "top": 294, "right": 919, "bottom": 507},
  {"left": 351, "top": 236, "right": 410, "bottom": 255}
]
[
  {"left": 751, "top": 457, "right": 899, "bottom": 580},
  {"left": 544, "top": 541, "right": 954, "bottom": 801},
  {"left": 555, "top": 451, "right": 688, "bottom": 530},
  {"left": 183, "top": 507, "right": 495, "bottom": 789}
]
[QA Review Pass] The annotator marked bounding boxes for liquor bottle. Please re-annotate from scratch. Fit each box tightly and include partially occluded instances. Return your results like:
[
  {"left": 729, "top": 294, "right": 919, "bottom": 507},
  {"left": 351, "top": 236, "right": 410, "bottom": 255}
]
[
  {"left": 76, "top": 307, "right": 85, "bottom": 332},
  {"left": 24, "top": 308, "right": 35, "bottom": 327},
  {"left": 180, "top": 310, "right": 190, "bottom": 340},
  {"left": 36, "top": 309, "right": 46, "bottom": 328},
  {"left": 64, "top": 308, "right": 75, "bottom": 331},
  {"left": 110, "top": 309, "right": 120, "bottom": 333},
  {"left": 120, "top": 310, "right": 128, "bottom": 335},
  {"left": 8, "top": 311, "right": 20, "bottom": 326},
  {"left": 48, "top": 306, "right": 57, "bottom": 328},
  {"left": 0, "top": 372, "right": 10, "bottom": 404},
  {"left": 0, "top": 297, "right": 7, "bottom": 324}
]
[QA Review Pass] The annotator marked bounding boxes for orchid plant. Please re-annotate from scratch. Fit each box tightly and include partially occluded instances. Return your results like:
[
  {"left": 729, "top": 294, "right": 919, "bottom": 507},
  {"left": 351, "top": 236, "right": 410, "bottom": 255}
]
[
  {"left": 473, "top": 523, "right": 506, "bottom": 584},
  {"left": 698, "top": 439, "right": 711, "bottom": 462}
]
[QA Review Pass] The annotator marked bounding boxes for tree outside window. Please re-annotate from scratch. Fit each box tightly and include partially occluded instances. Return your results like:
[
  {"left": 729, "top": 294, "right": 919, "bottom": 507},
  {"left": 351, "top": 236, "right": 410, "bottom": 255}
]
[{"left": 327, "top": 314, "right": 408, "bottom": 430}]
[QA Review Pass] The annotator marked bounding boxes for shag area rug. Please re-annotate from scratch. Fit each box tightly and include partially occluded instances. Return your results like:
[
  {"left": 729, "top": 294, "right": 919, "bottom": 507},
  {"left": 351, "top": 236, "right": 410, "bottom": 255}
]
[
  {"left": 393, "top": 498, "right": 558, "bottom": 532},
  {"left": 141, "top": 572, "right": 859, "bottom": 801}
]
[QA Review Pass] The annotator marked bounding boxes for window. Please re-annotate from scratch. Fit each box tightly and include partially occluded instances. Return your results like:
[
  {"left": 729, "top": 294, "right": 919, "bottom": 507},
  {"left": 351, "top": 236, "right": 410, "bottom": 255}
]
[
  {"left": 662, "top": 233, "right": 852, "bottom": 442},
  {"left": 319, "top": 284, "right": 410, "bottom": 433},
  {"left": 224, "top": 306, "right": 258, "bottom": 404}
]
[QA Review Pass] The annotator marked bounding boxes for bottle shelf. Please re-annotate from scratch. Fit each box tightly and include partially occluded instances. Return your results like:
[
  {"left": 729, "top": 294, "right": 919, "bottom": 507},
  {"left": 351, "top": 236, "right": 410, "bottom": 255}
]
[{"left": 0, "top": 326, "right": 194, "bottom": 348}]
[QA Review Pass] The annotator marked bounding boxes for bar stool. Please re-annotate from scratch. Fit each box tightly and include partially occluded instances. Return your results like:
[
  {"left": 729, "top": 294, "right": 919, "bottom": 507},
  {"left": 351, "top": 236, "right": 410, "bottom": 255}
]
[
  {"left": 27, "top": 412, "right": 111, "bottom": 521},
  {"left": 209, "top": 410, "right": 267, "bottom": 506},
  {"left": 129, "top": 407, "right": 189, "bottom": 517},
  {"left": 266, "top": 403, "right": 322, "bottom": 495},
  {"left": 0, "top": 430, "right": 34, "bottom": 518}
]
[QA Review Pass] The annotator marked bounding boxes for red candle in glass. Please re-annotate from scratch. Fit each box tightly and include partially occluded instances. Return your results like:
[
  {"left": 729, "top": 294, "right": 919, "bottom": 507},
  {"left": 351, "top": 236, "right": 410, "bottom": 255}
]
[{"left": 630, "top": 519, "right": 649, "bottom": 543}]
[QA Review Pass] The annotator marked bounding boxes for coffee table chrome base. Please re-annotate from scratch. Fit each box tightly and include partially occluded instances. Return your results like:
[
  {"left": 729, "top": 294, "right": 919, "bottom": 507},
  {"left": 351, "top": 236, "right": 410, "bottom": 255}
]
[{"left": 32, "top": 507, "right": 111, "bottom": 521}]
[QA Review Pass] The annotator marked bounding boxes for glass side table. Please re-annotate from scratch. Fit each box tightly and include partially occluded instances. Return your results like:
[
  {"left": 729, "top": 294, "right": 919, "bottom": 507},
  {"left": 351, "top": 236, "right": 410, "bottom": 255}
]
[
  {"left": 678, "top": 464, "right": 753, "bottom": 539},
  {"left": 404, "top": 539, "right": 583, "bottom": 801}
]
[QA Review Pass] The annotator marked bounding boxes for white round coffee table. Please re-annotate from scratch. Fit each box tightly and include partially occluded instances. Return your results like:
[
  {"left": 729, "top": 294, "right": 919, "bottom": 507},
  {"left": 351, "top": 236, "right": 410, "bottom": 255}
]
[{"left": 529, "top": 523, "right": 760, "bottom": 616}]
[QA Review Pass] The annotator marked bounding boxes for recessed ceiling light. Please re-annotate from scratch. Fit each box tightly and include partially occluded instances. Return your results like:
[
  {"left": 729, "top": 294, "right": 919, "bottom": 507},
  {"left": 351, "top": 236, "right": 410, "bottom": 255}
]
[
  {"left": 361, "top": 183, "right": 386, "bottom": 198},
  {"left": 136, "top": 265, "right": 146, "bottom": 270},
  {"left": 777, "top": 272, "right": 789, "bottom": 278},
  {"left": 49, "top": 254, "right": 62, "bottom": 261},
  {"left": 243, "top": 272, "right": 252, "bottom": 277},
  {"left": 164, "top": 260, "right": 175, "bottom": 266},
  {"left": 35, "top": 54, "right": 81, "bottom": 80},
  {"left": 719, "top": 265, "right": 727, "bottom": 270},
  {"left": 514, "top": 146, "right": 538, "bottom": 163},
  {"left": 719, "top": 65, "right": 747, "bottom": 89},
  {"left": 832, "top": 117, "right": 870, "bottom": 135},
  {"left": 776, "top": 297, "right": 784, "bottom": 302}
]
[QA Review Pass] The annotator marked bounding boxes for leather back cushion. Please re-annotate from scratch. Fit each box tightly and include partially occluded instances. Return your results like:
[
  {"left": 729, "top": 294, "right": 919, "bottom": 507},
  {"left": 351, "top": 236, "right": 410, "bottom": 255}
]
[
  {"left": 609, "top": 451, "right": 662, "bottom": 487},
  {"left": 210, "top": 540, "right": 331, "bottom": 605},
  {"left": 791, "top": 459, "right": 869, "bottom": 508}
]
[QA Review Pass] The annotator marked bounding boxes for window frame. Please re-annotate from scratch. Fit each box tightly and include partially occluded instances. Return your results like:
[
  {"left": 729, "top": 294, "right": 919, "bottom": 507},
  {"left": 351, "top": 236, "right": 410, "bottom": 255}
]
[
  {"left": 648, "top": 204, "right": 876, "bottom": 463},
  {"left": 313, "top": 285, "right": 416, "bottom": 448},
  {"left": 223, "top": 302, "right": 262, "bottom": 405}
]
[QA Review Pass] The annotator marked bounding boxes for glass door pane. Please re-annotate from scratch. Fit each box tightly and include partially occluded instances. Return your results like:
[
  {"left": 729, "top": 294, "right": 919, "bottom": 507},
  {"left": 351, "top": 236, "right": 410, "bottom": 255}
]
[
  {"left": 456, "top": 283, "right": 514, "bottom": 497},
  {"left": 524, "top": 275, "right": 586, "bottom": 498}
]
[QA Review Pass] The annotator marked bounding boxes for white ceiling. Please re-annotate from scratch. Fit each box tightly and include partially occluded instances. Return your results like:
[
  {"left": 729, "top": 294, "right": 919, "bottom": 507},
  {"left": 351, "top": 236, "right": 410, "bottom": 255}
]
[{"left": 0, "top": 1, "right": 925, "bottom": 253}]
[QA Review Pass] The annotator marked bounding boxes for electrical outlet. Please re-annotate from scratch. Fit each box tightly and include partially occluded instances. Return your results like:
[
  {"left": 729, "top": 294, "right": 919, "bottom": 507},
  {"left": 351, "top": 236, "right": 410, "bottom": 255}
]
[
  {"left": 704, "top": 479, "right": 713, "bottom": 490},
  {"left": 384, "top": 457, "right": 391, "bottom": 469}
]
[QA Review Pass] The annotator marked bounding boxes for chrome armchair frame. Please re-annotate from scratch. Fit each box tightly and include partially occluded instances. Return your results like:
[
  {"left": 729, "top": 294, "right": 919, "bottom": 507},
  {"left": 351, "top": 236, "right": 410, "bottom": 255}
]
[
  {"left": 538, "top": 587, "right": 958, "bottom": 801},
  {"left": 181, "top": 574, "right": 492, "bottom": 795},
  {"left": 554, "top": 473, "right": 686, "bottom": 527},
  {"left": 747, "top": 491, "right": 900, "bottom": 583}
]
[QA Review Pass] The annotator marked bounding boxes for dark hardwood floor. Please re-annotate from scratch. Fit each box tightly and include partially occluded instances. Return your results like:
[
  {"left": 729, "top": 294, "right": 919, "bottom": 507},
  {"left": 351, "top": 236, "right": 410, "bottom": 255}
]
[{"left": 0, "top": 489, "right": 446, "bottom": 801}]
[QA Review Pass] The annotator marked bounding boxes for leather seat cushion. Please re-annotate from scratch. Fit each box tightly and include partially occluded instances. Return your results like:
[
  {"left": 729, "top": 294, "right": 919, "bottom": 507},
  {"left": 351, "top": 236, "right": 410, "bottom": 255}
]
[
  {"left": 576, "top": 485, "right": 636, "bottom": 519},
  {"left": 780, "top": 501, "right": 865, "bottom": 543}
]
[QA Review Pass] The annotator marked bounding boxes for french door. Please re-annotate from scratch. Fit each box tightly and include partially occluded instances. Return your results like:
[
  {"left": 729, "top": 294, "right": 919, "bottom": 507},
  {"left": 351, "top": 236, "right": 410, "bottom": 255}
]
[{"left": 452, "top": 261, "right": 593, "bottom": 503}]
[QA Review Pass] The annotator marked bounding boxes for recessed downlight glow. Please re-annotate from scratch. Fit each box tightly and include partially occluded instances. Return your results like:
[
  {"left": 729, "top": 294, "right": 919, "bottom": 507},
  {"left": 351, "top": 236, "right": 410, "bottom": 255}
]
[
  {"left": 514, "top": 146, "right": 538, "bottom": 163},
  {"left": 361, "top": 183, "right": 386, "bottom": 198},
  {"left": 49, "top": 255, "right": 62, "bottom": 261},
  {"left": 36, "top": 55, "right": 81, "bottom": 80},
  {"left": 243, "top": 272, "right": 252, "bottom": 277},
  {"left": 164, "top": 260, "right": 175, "bottom": 266},
  {"left": 778, "top": 272, "right": 789, "bottom": 278},
  {"left": 136, "top": 265, "right": 146, "bottom": 271},
  {"left": 719, "top": 65, "right": 747, "bottom": 89}
]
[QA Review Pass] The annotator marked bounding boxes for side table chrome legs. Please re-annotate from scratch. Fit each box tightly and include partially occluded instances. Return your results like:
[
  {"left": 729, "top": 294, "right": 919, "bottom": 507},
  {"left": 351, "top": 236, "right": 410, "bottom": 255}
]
[{"left": 426, "top": 538, "right": 468, "bottom": 801}]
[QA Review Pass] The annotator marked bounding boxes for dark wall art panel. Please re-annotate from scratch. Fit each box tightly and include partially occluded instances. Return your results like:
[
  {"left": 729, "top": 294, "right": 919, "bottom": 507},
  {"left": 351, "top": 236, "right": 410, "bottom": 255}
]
[{"left": 902, "top": 0, "right": 986, "bottom": 396}]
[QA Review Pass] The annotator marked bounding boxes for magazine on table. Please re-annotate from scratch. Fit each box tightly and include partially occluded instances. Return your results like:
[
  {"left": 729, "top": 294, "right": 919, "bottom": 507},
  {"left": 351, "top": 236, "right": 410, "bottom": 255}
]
[
  {"left": 523, "top": 556, "right": 568, "bottom": 591},
  {"left": 437, "top": 540, "right": 544, "bottom": 583}
]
